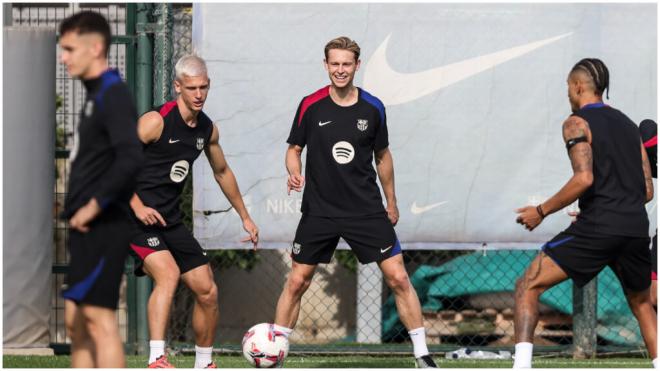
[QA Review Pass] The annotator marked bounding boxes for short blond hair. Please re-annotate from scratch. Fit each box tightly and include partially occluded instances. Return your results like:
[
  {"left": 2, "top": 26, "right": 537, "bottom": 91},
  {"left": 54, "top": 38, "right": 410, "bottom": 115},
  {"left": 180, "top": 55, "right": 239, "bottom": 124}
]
[
  {"left": 324, "top": 36, "right": 360, "bottom": 61},
  {"left": 174, "top": 54, "right": 207, "bottom": 80}
]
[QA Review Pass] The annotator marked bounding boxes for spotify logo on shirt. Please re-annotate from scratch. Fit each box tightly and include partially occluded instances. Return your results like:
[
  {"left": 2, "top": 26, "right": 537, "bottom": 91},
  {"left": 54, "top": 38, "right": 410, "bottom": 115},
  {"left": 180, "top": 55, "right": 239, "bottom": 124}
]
[{"left": 332, "top": 141, "right": 354, "bottom": 164}]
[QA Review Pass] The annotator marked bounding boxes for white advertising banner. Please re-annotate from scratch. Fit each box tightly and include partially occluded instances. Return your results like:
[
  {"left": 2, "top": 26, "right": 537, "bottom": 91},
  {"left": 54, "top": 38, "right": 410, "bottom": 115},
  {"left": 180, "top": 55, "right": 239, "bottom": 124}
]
[{"left": 192, "top": 3, "right": 656, "bottom": 249}]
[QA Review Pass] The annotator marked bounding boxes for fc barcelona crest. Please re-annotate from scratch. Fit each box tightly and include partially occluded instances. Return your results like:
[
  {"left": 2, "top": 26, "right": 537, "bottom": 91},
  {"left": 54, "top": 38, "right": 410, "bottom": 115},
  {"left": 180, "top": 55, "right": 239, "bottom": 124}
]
[
  {"left": 357, "top": 119, "right": 368, "bottom": 131},
  {"left": 196, "top": 137, "right": 205, "bottom": 150}
]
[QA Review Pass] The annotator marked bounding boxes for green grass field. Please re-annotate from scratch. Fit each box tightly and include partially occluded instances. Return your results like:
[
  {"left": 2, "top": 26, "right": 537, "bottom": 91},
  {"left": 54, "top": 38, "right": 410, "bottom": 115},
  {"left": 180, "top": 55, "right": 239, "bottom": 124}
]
[{"left": 2, "top": 355, "right": 652, "bottom": 368}]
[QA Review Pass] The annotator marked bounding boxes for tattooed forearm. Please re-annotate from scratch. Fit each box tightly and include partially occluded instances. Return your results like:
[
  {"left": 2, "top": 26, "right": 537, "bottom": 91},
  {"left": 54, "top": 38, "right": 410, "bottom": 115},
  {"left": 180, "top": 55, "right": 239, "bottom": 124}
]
[{"left": 641, "top": 141, "right": 654, "bottom": 202}]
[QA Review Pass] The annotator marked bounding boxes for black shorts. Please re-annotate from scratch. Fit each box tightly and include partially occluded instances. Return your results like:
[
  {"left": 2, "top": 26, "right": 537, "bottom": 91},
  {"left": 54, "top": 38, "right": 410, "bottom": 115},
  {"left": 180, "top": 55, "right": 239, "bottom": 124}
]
[
  {"left": 129, "top": 221, "right": 209, "bottom": 276},
  {"left": 291, "top": 213, "right": 401, "bottom": 265},
  {"left": 542, "top": 232, "right": 651, "bottom": 292},
  {"left": 62, "top": 206, "right": 132, "bottom": 309},
  {"left": 652, "top": 232, "right": 657, "bottom": 280}
]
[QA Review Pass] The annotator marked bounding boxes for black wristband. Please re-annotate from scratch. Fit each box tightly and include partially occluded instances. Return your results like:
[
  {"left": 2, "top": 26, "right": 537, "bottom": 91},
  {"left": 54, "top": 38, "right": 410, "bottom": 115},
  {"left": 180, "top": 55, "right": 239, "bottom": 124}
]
[{"left": 536, "top": 204, "right": 546, "bottom": 218}]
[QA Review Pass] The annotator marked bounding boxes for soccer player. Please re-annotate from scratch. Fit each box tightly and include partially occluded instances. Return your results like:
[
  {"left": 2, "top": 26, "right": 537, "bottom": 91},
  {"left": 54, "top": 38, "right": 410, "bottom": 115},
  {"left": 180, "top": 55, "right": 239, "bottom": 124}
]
[
  {"left": 272, "top": 36, "right": 438, "bottom": 368},
  {"left": 59, "top": 11, "right": 143, "bottom": 368},
  {"left": 640, "top": 119, "right": 657, "bottom": 306},
  {"left": 513, "top": 58, "right": 657, "bottom": 368},
  {"left": 128, "top": 55, "right": 259, "bottom": 368}
]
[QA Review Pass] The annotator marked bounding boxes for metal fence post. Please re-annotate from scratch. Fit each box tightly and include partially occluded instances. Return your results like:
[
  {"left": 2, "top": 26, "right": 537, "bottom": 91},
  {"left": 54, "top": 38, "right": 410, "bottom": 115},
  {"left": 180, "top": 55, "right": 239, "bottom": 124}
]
[
  {"left": 572, "top": 278, "right": 597, "bottom": 358},
  {"left": 123, "top": 3, "right": 138, "bottom": 355},
  {"left": 357, "top": 263, "right": 382, "bottom": 343},
  {"left": 134, "top": 2, "right": 154, "bottom": 356},
  {"left": 153, "top": 3, "right": 173, "bottom": 105}
]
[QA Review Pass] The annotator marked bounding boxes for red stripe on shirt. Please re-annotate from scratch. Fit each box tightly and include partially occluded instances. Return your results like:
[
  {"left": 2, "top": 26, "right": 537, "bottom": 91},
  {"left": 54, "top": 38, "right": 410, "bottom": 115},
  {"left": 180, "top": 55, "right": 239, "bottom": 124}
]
[
  {"left": 644, "top": 135, "right": 657, "bottom": 148},
  {"left": 159, "top": 100, "right": 177, "bottom": 118},
  {"left": 298, "top": 86, "right": 330, "bottom": 127}
]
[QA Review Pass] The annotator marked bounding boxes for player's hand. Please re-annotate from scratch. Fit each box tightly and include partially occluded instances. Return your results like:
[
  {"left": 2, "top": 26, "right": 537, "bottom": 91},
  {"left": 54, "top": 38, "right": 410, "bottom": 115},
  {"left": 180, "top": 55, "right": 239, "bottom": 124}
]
[
  {"left": 386, "top": 203, "right": 399, "bottom": 226},
  {"left": 287, "top": 174, "right": 305, "bottom": 195},
  {"left": 240, "top": 217, "right": 259, "bottom": 250},
  {"left": 567, "top": 210, "right": 579, "bottom": 223},
  {"left": 515, "top": 205, "right": 543, "bottom": 231},
  {"left": 134, "top": 204, "right": 167, "bottom": 226},
  {"left": 69, "top": 198, "right": 102, "bottom": 233}
]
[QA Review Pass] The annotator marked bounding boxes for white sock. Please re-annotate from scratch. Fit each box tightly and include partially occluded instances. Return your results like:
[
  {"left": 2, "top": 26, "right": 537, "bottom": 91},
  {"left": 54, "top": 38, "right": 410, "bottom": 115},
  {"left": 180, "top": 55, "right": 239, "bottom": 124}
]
[
  {"left": 148, "top": 340, "right": 165, "bottom": 364},
  {"left": 409, "top": 327, "right": 429, "bottom": 358},
  {"left": 513, "top": 342, "right": 533, "bottom": 368},
  {"left": 273, "top": 324, "right": 293, "bottom": 338},
  {"left": 194, "top": 345, "right": 213, "bottom": 368},
  {"left": 653, "top": 358, "right": 659, "bottom": 369}
]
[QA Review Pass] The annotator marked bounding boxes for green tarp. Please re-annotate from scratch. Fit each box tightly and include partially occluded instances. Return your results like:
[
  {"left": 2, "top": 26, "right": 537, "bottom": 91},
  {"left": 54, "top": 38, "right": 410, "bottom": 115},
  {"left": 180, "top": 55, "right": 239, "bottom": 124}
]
[{"left": 383, "top": 250, "right": 642, "bottom": 346}]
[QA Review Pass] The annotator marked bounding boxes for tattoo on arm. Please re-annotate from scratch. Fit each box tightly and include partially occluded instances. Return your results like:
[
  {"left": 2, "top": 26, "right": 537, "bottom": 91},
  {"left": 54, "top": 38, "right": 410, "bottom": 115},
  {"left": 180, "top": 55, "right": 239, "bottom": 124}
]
[
  {"left": 562, "top": 116, "right": 588, "bottom": 142},
  {"left": 563, "top": 117, "right": 593, "bottom": 174},
  {"left": 641, "top": 142, "right": 654, "bottom": 201},
  {"left": 568, "top": 141, "right": 593, "bottom": 173}
]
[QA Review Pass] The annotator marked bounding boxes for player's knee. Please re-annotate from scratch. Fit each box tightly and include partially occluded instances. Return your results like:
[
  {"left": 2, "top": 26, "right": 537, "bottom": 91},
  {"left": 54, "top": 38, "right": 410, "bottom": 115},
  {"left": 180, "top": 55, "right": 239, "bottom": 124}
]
[
  {"left": 65, "top": 316, "right": 87, "bottom": 343},
  {"left": 195, "top": 282, "right": 218, "bottom": 308},
  {"left": 156, "top": 266, "right": 180, "bottom": 292},
  {"left": 287, "top": 273, "right": 312, "bottom": 297},
  {"left": 148, "top": 256, "right": 180, "bottom": 282},
  {"left": 82, "top": 313, "right": 117, "bottom": 342},
  {"left": 515, "top": 276, "right": 542, "bottom": 298},
  {"left": 386, "top": 271, "right": 411, "bottom": 293}
]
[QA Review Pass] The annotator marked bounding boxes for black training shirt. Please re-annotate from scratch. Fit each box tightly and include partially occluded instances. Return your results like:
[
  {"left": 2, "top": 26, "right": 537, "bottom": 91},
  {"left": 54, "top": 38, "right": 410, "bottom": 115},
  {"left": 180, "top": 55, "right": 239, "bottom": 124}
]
[
  {"left": 135, "top": 101, "right": 214, "bottom": 225},
  {"left": 287, "top": 86, "right": 389, "bottom": 217},
  {"left": 567, "top": 104, "right": 649, "bottom": 237},
  {"left": 63, "top": 69, "right": 143, "bottom": 218}
]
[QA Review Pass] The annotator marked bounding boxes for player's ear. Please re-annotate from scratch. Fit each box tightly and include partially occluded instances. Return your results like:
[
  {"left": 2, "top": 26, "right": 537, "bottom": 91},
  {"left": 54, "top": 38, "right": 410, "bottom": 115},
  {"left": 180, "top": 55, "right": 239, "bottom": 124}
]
[
  {"left": 576, "top": 80, "right": 584, "bottom": 96},
  {"left": 323, "top": 59, "right": 329, "bottom": 72},
  {"left": 355, "top": 58, "right": 361, "bottom": 71},
  {"left": 173, "top": 79, "right": 181, "bottom": 94},
  {"left": 91, "top": 34, "right": 105, "bottom": 59}
]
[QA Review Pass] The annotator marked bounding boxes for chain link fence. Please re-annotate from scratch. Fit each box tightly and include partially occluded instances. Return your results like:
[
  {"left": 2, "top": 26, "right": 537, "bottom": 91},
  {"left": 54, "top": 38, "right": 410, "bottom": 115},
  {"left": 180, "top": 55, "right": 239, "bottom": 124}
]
[{"left": 163, "top": 248, "right": 644, "bottom": 354}]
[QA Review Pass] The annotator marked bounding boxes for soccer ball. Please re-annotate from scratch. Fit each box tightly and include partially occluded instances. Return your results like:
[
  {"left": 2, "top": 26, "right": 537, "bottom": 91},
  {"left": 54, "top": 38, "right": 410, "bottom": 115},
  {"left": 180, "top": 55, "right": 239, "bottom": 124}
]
[{"left": 242, "top": 323, "right": 289, "bottom": 368}]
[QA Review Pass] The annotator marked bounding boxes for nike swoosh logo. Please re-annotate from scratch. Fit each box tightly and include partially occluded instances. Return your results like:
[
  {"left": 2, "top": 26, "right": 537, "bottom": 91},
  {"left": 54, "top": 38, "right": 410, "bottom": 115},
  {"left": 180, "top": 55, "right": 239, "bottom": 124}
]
[
  {"left": 319, "top": 121, "right": 333, "bottom": 126},
  {"left": 380, "top": 245, "right": 392, "bottom": 253},
  {"left": 363, "top": 32, "right": 572, "bottom": 106},
  {"left": 411, "top": 201, "right": 448, "bottom": 215},
  {"left": 169, "top": 139, "right": 180, "bottom": 144}
]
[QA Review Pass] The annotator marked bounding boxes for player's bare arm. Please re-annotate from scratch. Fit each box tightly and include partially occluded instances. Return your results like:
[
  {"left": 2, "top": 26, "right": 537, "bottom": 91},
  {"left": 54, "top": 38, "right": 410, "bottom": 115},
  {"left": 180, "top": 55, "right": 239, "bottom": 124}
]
[
  {"left": 205, "top": 124, "right": 259, "bottom": 248},
  {"left": 516, "top": 116, "right": 593, "bottom": 231},
  {"left": 286, "top": 144, "right": 305, "bottom": 195},
  {"left": 129, "top": 111, "right": 168, "bottom": 226},
  {"left": 375, "top": 147, "right": 399, "bottom": 226},
  {"left": 137, "top": 111, "right": 165, "bottom": 144},
  {"left": 641, "top": 140, "right": 654, "bottom": 202}
]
